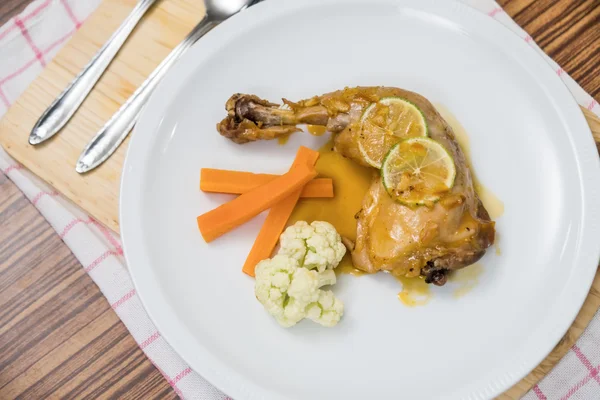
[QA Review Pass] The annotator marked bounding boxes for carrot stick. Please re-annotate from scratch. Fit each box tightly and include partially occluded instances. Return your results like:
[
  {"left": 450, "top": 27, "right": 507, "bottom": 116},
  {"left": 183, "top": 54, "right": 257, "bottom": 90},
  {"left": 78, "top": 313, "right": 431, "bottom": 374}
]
[
  {"left": 197, "top": 159, "right": 317, "bottom": 243},
  {"left": 300, "top": 178, "right": 333, "bottom": 198},
  {"left": 242, "top": 146, "right": 320, "bottom": 277},
  {"left": 200, "top": 169, "right": 333, "bottom": 198}
]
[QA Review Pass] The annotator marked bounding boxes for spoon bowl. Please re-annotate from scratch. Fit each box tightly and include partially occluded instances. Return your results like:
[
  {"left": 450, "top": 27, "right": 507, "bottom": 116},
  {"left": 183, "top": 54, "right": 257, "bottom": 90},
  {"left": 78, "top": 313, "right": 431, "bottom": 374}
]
[{"left": 205, "top": 0, "right": 258, "bottom": 21}]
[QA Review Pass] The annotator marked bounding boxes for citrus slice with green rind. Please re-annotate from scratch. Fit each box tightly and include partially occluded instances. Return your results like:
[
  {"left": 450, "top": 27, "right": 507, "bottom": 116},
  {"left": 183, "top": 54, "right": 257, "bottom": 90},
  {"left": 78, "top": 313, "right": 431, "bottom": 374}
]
[
  {"left": 381, "top": 137, "right": 456, "bottom": 206},
  {"left": 358, "top": 97, "right": 428, "bottom": 168}
]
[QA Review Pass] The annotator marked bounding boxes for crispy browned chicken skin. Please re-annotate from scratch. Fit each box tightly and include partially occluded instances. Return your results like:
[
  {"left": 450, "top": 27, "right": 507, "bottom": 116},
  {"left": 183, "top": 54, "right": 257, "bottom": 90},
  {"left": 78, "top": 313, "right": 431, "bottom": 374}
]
[{"left": 217, "top": 87, "right": 495, "bottom": 285}]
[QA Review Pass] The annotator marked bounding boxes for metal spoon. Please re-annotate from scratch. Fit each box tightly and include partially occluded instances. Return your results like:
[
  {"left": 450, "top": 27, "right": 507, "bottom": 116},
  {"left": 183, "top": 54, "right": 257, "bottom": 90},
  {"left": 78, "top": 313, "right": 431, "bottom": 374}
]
[
  {"left": 76, "top": 0, "right": 263, "bottom": 174},
  {"left": 29, "top": 0, "right": 159, "bottom": 145}
]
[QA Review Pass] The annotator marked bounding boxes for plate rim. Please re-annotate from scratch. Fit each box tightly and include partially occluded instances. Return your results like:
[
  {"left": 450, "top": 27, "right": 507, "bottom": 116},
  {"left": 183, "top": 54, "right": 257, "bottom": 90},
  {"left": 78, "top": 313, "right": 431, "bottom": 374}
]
[{"left": 120, "top": 0, "right": 600, "bottom": 399}]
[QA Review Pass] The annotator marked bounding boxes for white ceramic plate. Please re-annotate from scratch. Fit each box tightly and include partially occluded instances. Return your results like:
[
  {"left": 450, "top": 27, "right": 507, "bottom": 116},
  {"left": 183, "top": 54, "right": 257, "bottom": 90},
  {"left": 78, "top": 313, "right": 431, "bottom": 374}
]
[{"left": 120, "top": 1, "right": 600, "bottom": 399}]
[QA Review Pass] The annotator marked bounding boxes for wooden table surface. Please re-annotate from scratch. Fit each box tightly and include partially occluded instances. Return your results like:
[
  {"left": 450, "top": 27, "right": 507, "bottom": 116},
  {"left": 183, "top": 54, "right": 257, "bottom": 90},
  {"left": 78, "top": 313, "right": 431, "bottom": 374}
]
[{"left": 0, "top": 0, "right": 598, "bottom": 399}]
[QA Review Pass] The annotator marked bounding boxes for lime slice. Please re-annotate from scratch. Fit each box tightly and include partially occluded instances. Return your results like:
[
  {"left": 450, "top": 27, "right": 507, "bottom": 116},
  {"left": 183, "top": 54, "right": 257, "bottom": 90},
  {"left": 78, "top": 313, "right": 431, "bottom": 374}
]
[
  {"left": 358, "top": 97, "right": 428, "bottom": 168},
  {"left": 381, "top": 137, "right": 456, "bottom": 206}
]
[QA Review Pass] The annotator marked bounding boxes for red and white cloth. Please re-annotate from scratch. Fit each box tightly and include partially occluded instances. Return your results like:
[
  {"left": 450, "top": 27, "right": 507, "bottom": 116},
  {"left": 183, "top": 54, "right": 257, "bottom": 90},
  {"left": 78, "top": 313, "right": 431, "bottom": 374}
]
[{"left": 0, "top": 1, "right": 598, "bottom": 399}]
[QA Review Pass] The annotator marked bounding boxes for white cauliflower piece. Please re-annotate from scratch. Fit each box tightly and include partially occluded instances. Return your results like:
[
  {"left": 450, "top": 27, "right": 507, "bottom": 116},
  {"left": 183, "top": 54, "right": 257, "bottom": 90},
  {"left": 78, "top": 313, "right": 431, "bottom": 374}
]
[
  {"left": 254, "top": 255, "right": 340, "bottom": 328},
  {"left": 288, "top": 268, "right": 337, "bottom": 303},
  {"left": 279, "top": 221, "right": 346, "bottom": 272},
  {"left": 306, "top": 290, "right": 345, "bottom": 327},
  {"left": 254, "top": 255, "right": 299, "bottom": 327}
]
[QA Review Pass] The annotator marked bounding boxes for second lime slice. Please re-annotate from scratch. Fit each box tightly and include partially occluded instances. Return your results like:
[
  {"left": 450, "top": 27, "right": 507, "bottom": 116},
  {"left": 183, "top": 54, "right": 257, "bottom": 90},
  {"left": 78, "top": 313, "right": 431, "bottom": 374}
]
[{"left": 381, "top": 137, "right": 456, "bottom": 206}]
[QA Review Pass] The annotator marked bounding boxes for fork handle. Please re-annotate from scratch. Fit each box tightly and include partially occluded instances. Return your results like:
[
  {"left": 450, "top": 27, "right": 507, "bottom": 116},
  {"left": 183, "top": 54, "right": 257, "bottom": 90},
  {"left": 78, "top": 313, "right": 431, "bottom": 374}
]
[
  {"left": 76, "top": 15, "right": 218, "bottom": 174},
  {"left": 29, "top": 0, "right": 158, "bottom": 145}
]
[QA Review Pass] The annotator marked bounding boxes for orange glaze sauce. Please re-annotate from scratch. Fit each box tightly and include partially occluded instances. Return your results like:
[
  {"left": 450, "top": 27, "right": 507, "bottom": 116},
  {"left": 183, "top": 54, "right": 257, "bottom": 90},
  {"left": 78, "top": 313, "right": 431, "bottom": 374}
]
[
  {"left": 435, "top": 104, "right": 504, "bottom": 260},
  {"left": 288, "top": 138, "right": 373, "bottom": 271},
  {"left": 277, "top": 134, "right": 291, "bottom": 145},
  {"left": 394, "top": 275, "right": 431, "bottom": 307},
  {"left": 307, "top": 125, "right": 328, "bottom": 136},
  {"left": 278, "top": 125, "right": 326, "bottom": 145},
  {"left": 448, "top": 263, "right": 484, "bottom": 298},
  {"left": 435, "top": 104, "right": 504, "bottom": 220}
]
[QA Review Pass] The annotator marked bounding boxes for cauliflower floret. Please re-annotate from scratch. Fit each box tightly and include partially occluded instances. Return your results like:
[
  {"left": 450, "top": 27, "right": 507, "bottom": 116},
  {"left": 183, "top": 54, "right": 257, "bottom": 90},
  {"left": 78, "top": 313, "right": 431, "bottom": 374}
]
[
  {"left": 306, "top": 290, "right": 345, "bottom": 327},
  {"left": 254, "top": 255, "right": 299, "bottom": 326},
  {"left": 254, "top": 221, "right": 347, "bottom": 328},
  {"left": 288, "top": 268, "right": 336, "bottom": 303},
  {"left": 279, "top": 221, "right": 346, "bottom": 272},
  {"left": 254, "top": 255, "right": 341, "bottom": 327}
]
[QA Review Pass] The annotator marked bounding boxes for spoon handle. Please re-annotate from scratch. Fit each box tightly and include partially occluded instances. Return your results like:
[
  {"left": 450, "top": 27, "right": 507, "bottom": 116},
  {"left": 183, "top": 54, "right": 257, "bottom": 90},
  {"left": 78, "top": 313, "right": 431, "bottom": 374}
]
[
  {"left": 76, "top": 16, "right": 218, "bottom": 174},
  {"left": 29, "top": 0, "right": 159, "bottom": 145}
]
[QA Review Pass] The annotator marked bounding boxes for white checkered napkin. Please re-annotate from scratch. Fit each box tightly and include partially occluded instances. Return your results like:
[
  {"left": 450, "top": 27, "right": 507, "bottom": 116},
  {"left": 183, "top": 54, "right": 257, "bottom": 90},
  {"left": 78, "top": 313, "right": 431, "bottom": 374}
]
[
  {"left": 0, "top": 0, "right": 598, "bottom": 399},
  {"left": 0, "top": 0, "right": 86, "bottom": 108}
]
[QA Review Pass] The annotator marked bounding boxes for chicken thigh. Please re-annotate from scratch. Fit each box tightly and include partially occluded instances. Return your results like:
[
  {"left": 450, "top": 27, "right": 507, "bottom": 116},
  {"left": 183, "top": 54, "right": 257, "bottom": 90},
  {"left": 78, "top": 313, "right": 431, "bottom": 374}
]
[{"left": 217, "top": 87, "right": 495, "bottom": 285}]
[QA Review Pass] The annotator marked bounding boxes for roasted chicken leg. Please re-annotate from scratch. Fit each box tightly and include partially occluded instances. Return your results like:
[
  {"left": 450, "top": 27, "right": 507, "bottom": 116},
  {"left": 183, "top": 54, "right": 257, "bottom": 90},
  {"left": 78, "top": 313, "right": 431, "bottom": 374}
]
[{"left": 217, "top": 87, "right": 495, "bottom": 285}]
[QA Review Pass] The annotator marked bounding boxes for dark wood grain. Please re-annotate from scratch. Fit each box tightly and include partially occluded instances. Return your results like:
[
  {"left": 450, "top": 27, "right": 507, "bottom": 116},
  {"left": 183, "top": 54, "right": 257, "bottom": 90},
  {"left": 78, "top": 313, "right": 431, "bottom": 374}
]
[
  {"left": 0, "top": 0, "right": 598, "bottom": 399},
  {"left": 0, "top": 170, "right": 177, "bottom": 399},
  {"left": 0, "top": 1, "right": 174, "bottom": 398},
  {"left": 499, "top": 0, "right": 600, "bottom": 99},
  {"left": 0, "top": 0, "right": 30, "bottom": 26}
]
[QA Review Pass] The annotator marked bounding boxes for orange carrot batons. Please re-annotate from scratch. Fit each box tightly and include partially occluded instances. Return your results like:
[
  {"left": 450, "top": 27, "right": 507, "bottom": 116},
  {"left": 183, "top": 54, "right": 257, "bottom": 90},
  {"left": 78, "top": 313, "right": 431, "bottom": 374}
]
[
  {"left": 242, "top": 146, "right": 320, "bottom": 276},
  {"left": 197, "top": 153, "right": 317, "bottom": 243},
  {"left": 200, "top": 169, "right": 332, "bottom": 198}
]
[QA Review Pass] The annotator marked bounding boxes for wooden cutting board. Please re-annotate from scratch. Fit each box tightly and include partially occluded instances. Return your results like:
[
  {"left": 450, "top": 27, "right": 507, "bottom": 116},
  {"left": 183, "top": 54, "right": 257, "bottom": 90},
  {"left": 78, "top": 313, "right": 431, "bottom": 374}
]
[
  {"left": 0, "top": 0, "right": 206, "bottom": 232},
  {"left": 0, "top": 0, "right": 599, "bottom": 398}
]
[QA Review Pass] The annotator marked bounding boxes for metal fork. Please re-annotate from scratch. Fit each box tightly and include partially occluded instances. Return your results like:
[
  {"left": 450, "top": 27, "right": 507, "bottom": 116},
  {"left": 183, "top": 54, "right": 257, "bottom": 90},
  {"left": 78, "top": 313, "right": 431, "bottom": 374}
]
[{"left": 29, "top": 0, "right": 159, "bottom": 145}]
